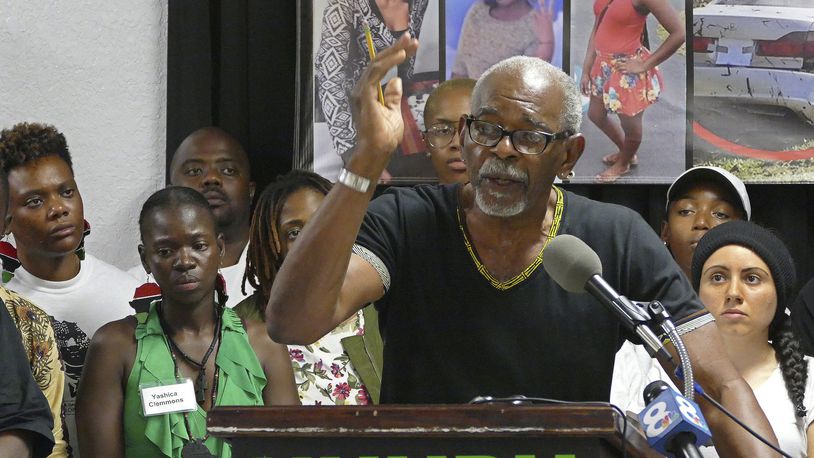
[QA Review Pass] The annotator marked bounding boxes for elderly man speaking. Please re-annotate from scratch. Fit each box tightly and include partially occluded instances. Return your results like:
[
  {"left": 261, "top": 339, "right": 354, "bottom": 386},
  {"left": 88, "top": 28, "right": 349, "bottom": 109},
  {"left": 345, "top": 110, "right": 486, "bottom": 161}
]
[{"left": 267, "top": 33, "right": 782, "bottom": 457}]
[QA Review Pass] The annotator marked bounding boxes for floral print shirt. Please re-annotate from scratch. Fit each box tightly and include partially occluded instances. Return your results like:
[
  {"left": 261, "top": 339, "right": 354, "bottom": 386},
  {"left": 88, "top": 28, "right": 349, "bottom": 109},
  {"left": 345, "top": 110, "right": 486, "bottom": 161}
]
[
  {"left": 289, "top": 309, "right": 371, "bottom": 405},
  {"left": 1, "top": 286, "right": 67, "bottom": 457}
]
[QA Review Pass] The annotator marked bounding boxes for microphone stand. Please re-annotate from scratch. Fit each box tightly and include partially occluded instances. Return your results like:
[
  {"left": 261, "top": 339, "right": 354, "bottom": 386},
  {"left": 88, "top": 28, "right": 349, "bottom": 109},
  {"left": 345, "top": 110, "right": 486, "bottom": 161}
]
[
  {"left": 585, "top": 276, "right": 674, "bottom": 365},
  {"left": 645, "top": 300, "right": 695, "bottom": 401}
]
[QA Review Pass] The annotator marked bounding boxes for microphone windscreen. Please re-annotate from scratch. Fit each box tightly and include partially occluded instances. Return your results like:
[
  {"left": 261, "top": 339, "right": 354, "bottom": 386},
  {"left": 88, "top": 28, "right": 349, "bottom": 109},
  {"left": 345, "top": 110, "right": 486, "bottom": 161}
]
[
  {"left": 543, "top": 234, "right": 603, "bottom": 294},
  {"left": 643, "top": 380, "right": 671, "bottom": 404}
]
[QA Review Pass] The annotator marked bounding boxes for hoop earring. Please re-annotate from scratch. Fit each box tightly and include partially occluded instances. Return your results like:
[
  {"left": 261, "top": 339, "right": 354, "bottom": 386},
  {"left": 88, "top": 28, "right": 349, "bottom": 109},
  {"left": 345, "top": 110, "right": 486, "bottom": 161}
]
[{"left": 559, "top": 170, "right": 575, "bottom": 183}]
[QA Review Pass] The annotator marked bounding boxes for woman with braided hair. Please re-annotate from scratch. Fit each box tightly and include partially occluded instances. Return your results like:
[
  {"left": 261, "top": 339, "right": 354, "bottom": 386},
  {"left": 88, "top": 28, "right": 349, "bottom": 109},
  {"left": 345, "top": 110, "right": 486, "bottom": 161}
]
[
  {"left": 235, "top": 170, "right": 383, "bottom": 405},
  {"left": 691, "top": 220, "right": 814, "bottom": 457}
]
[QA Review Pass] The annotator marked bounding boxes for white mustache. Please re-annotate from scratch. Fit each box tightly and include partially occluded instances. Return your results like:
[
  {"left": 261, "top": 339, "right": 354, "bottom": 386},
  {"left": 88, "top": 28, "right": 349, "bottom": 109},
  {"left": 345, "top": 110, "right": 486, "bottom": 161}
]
[{"left": 476, "top": 158, "right": 529, "bottom": 186}]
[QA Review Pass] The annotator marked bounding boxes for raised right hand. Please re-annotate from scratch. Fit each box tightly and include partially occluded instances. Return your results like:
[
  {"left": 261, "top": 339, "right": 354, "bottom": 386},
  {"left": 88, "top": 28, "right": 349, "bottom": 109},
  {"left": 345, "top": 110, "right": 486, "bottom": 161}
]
[{"left": 349, "top": 32, "right": 419, "bottom": 172}]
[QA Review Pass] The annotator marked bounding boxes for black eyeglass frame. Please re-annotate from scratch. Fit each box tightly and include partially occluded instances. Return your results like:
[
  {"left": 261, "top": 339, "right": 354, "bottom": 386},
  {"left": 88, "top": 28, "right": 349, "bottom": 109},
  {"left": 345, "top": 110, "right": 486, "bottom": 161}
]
[{"left": 463, "top": 115, "right": 572, "bottom": 155}]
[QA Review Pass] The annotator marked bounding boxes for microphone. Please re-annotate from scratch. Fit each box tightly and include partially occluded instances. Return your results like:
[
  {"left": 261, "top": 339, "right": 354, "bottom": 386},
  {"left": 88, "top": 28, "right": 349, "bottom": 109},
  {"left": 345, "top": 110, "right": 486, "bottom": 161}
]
[
  {"left": 639, "top": 381, "right": 711, "bottom": 458},
  {"left": 542, "top": 234, "right": 671, "bottom": 362}
]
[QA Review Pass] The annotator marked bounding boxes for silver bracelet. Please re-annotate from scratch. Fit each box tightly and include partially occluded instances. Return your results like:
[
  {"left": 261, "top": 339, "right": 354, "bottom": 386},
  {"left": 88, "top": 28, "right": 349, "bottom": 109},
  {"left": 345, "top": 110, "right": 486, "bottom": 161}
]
[
  {"left": 338, "top": 168, "right": 371, "bottom": 193},
  {"left": 675, "top": 312, "right": 715, "bottom": 336}
]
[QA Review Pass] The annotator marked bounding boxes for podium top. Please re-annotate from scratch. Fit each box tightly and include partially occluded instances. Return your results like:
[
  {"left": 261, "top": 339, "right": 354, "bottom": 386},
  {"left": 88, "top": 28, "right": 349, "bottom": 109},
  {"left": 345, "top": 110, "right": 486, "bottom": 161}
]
[{"left": 208, "top": 404, "right": 659, "bottom": 457}]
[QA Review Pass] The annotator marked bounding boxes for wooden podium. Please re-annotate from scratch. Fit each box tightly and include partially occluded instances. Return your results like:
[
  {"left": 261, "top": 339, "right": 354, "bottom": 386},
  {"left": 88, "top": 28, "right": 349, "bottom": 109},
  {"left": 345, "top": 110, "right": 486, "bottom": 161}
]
[{"left": 208, "top": 404, "right": 661, "bottom": 458}]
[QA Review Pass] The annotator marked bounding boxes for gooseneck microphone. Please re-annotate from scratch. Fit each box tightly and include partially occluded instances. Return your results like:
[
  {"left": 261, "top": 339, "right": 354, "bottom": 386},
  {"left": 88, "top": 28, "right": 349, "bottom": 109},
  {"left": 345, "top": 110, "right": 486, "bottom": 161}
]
[
  {"left": 542, "top": 234, "right": 672, "bottom": 363},
  {"left": 640, "top": 381, "right": 710, "bottom": 458}
]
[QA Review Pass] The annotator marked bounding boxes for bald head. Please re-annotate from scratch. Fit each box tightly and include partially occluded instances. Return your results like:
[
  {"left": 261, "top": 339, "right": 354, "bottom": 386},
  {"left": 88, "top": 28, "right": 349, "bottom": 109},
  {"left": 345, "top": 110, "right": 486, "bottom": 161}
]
[
  {"left": 169, "top": 127, "right": 255, "bottom": 236},
  {"left": 423, "top": 78, "right": 476, "bottom": 127},
  {"left": 473, "top": 56, "right": 582, "bottom": 134},
  {"left": 170, "top": 127, "right": 249, "bottom": 173}
]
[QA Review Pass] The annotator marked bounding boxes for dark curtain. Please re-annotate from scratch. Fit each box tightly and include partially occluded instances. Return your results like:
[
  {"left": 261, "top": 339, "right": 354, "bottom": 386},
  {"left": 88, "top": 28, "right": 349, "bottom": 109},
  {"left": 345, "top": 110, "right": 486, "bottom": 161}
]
[
  {"left": 167, "top": 0, "right": 296, "bottom": 192},
  {"left": 167, "top": 1, "right": 814, "bottom": 291}
]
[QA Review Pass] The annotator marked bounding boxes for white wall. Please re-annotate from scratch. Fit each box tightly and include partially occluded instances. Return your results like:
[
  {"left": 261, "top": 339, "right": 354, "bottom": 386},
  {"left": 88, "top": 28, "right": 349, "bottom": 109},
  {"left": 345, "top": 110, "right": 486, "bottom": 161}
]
[{"left": 0, "top": 0, "right": 168, "bottom": 270}]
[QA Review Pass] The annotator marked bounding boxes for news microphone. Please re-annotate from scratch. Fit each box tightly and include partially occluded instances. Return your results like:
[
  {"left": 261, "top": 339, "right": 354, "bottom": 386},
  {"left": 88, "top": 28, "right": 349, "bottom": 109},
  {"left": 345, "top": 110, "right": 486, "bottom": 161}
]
[
  {"left": 639, "top": 381, "right": 710, "bottom": 458},
  {"left": 542, "top": 234, "right": 671, "bottom": 362}
]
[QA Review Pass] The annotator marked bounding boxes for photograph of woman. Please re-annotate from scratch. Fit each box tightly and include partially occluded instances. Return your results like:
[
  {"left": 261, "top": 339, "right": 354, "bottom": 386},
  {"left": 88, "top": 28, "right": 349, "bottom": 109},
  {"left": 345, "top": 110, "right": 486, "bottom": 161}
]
[
  {"left": 450, "top": 0, "right": 557, "bottom": 79},
  {"left": 313, "top": 0, "right": 438, "bottom": 182},
  {"left": 574, "top": 0, "right": 686, "bottom": 183}
]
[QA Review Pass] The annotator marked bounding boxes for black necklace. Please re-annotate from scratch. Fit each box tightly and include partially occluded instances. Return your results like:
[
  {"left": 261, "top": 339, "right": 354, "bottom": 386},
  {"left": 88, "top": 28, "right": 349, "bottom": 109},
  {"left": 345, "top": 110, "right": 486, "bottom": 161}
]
[
  {"left": 157, "top": 303, "right": 222, "bottom": 458},
  {"left": 158, "top": 303, "right": 222, "bottom": 404}
]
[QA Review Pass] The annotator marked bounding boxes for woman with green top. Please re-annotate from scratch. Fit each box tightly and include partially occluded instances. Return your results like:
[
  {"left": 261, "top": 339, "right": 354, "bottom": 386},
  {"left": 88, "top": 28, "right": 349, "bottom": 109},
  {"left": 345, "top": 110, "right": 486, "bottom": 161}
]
[{"left": 76, "top": 187, "right": 298, "bottom": 457}]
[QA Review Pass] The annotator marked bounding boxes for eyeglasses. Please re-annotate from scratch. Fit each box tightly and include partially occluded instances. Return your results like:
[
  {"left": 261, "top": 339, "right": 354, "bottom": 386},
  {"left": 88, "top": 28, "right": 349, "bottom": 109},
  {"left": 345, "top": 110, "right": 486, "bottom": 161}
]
[
  {"left": 422, "top": 123, "right": 458, "bottom": 148},
  {"left": 464, "top": 116, "right": 571, "bottom": 155}
]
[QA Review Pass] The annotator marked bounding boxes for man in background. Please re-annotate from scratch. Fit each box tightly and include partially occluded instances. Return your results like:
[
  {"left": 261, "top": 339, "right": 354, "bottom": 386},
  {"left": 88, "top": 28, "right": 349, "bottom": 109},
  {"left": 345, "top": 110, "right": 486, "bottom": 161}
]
[{"left": 130, "top": 127, "right": 256, "bottom": 308}]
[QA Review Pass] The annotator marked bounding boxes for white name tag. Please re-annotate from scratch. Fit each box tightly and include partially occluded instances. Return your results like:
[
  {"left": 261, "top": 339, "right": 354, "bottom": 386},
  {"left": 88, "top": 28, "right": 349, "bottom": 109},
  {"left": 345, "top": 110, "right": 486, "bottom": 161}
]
[{"left": 140, "top": 378, "right": 198, "bottom": 417}]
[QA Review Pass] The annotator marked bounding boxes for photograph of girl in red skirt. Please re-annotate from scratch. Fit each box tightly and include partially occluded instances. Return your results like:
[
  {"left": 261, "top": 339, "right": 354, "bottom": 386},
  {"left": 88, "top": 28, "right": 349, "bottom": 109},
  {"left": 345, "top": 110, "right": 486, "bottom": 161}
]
[{"left": 577, "top": 0, "right": 685, "bottom": 183}]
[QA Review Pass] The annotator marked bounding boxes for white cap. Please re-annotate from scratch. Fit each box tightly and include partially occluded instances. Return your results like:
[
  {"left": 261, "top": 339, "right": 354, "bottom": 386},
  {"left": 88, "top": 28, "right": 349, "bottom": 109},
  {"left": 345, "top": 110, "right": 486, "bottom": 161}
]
[{"left": 665, "top": 166, "right": 751, "bottom": 220}]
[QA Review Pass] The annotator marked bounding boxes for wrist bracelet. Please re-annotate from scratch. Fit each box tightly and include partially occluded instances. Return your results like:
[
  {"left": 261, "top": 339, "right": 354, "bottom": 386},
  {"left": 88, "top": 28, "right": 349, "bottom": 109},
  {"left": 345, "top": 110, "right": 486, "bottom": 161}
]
[{"left": 338, "top": 168, "right": 372, "bottom": 193}]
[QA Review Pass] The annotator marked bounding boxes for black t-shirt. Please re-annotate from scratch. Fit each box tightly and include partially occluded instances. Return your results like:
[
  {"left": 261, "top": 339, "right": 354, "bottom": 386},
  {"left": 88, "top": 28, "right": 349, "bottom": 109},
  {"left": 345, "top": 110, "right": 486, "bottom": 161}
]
[
  {"left": 356, "top": 184, "right": 704, "bottom": 404},
  {"left": 0, "top": 301, "right": 54, "bottom": 458}
]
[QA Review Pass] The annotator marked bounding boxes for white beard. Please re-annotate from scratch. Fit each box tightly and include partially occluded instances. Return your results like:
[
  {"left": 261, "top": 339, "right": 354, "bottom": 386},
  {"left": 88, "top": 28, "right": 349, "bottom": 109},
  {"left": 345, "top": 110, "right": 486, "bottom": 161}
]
[{"left": 472, "top": 157, "right": 529, "bottom": 217}]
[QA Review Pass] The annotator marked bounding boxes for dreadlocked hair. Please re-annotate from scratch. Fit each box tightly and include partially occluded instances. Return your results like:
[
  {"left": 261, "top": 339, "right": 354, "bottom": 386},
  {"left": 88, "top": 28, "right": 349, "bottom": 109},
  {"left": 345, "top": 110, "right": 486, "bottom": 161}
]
[
  {"left": 242, "top": 170, "right": 332, "bottom": 316},
  {"left": 770, "top": 315, "right": 809, "bottom": 418}
]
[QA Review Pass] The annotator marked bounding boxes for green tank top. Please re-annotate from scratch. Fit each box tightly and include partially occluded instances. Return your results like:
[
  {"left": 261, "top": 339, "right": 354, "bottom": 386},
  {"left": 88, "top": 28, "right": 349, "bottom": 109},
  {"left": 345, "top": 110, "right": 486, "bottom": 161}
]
[{"left": 123, "top": 302, "right": 266, "bottom": 457}]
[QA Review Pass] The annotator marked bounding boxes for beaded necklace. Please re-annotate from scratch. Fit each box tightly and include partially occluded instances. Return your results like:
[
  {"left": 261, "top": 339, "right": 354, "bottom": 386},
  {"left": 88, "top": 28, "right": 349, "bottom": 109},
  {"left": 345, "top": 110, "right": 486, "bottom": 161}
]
[
  {"left": 157, "top": 303, "right": 222, "bottom": 457},
  {"left": 457, "top": 186, "right": 564, "bottom": 291}
]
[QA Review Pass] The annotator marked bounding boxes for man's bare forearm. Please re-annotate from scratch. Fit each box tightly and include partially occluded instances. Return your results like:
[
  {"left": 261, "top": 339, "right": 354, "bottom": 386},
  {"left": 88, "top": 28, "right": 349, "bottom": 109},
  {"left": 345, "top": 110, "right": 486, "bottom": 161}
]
[
  {"left": 267, "top": 33, "right": 419, "bottom": 344},
  {"left": 700, "top": 378, "right": 781, "bottom": 457},
  {"left": 677, "top": 323, "right": 780, "bottom": 457}
]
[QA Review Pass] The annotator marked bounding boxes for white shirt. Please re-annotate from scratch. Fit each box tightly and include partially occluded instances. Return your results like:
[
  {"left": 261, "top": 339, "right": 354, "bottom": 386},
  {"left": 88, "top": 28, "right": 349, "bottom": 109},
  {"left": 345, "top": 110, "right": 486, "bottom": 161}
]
[
  {"left": 701, "top": 358, "right": 814, "bottom": 458},
  {"left": 217, "top": 247, "right": 253, "bottom": 308},
  {"left": 610, "top": 341, "right": 678, "bottom": 414},
  {"left": 4, "top": 253, "right": 138, "bottom": 458},
  {"left": 611, "top": 342, "right": 814, "bottom": 457}
]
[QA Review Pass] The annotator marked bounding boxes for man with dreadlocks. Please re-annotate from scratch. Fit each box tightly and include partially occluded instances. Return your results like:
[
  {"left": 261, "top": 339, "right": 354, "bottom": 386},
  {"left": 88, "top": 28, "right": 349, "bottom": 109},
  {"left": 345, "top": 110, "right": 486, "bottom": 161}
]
[{"left": 235, "top": 170, "right": 383, "bottom": 405}]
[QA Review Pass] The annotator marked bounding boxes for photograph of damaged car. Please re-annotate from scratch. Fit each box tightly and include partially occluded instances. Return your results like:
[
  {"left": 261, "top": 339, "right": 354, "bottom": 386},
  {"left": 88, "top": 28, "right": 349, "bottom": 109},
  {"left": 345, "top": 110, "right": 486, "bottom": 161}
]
[{"left": 691, "top": 0, "right": 814, "bottom": 182}]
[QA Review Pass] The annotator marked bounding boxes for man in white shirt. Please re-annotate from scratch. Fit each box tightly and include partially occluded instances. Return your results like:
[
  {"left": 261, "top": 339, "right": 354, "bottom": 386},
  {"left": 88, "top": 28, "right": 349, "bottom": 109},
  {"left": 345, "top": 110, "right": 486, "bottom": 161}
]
[{"left": 129, "top": 127, "right": 256, "bottom": 308}]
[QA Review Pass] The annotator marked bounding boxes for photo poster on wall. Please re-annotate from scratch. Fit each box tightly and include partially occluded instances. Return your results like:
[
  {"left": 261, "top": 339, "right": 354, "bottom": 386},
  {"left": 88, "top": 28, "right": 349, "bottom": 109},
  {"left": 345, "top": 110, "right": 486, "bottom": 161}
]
[
  {"left": 690, "top": 0, "right": 814, "bottom": 183},
  {"left": 295, "top": 1, "right": 814, "bottom": 186},
  {"left": 297, "top": 0, "right": 567, "bottom": 185},
  {"left": 570, "top": 0, "right": 688, "bottom": 184}
]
